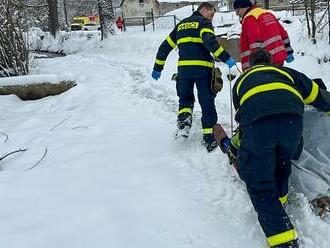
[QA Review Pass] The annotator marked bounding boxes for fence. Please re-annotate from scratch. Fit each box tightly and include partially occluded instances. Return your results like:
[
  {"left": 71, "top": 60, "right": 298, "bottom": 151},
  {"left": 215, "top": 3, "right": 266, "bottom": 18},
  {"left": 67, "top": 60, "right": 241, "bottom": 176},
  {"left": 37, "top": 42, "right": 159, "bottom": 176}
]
[{"left": 122, "top": 15, "right": 179, "bottom": 31}]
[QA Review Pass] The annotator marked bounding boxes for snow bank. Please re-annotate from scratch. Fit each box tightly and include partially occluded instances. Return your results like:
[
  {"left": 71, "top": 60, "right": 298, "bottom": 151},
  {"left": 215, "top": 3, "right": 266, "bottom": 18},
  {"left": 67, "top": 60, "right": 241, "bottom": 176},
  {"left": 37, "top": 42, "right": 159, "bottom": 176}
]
[
  {"left": 28, "top": 30, "right": 102, "bottom": 54},
  {"left": 0, "top": 74, "right": 75, "bottom": 86}
]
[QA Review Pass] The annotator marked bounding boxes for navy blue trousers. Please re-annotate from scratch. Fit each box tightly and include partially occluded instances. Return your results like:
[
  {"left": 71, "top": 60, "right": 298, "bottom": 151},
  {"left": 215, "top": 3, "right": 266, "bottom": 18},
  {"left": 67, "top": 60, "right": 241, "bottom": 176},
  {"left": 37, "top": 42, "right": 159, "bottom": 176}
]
[
  {"left": 238, "top": 114, "right": 303, "bottom": 242},
  {"left": 176, "top": 76, "right": 217, "bottom": 129}
]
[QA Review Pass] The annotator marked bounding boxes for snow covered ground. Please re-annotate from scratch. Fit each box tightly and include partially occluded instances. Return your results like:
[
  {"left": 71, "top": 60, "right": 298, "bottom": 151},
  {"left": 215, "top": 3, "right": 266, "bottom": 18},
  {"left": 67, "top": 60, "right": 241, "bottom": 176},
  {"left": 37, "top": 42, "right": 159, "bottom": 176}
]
[{"left": 0, "top": 8, "right": 329, "bottom": 248}]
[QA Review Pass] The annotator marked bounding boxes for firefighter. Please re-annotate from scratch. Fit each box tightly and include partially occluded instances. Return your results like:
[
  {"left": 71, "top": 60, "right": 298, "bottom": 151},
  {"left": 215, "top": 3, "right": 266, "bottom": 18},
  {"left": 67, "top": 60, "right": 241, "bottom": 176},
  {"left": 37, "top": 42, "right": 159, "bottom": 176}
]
[
  {"left": 151, "top": 2, "right": 236, "bottom": 152},
  {"left": 220, "top": 48, "right": 330, "bottom": 248},
  {"left": 233, "top": 0, "right": 294, "bottom": 71}
]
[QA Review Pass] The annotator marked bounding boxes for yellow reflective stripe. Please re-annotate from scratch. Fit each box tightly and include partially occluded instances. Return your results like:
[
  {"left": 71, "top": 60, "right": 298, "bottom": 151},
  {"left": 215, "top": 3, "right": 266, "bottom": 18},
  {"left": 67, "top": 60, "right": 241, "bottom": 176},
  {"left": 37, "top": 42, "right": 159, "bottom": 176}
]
[
  {"left": 267, "top": 229, "right": 298, "bottom": 247},
  {"left": 166, "top": 36, "right": 176, "bottom": 49},
  {"left": 155, "top": 59, "right": 165, "bottom": 65},
  {"left": 177, "top": 108, "right": 192, "bottom": 115},
  {"left": 243, "top": 7, "right": 268, "bottom": 21},
  {"left": 304, "top": 81, "right": 319, "bottom": 104},
  {"left": 236, "top": 66, "right": 294, "bottom": 95},
  {"left": 240, "top": 82, "right": 303, "bottom": 106},
  {"left": 279, "top": 194, "right": 288, "bottom": 205},
  {"left": 200, "top": 28, "right": 214, "bottom": 37},
  {"left": 231, "top": 130, "right": 241, "bottom": 149},
  {"left": 177, "top": 37, "right": 203, "bottom": 44},
  {"left": 178, "top": 60, "right": 214, "bottom": 68},
  {"left": 203, "top": 128, "right": 213, "bottom": 134},
  {"left": 213, "top": 46, "right": 224, "bottom": 57}
]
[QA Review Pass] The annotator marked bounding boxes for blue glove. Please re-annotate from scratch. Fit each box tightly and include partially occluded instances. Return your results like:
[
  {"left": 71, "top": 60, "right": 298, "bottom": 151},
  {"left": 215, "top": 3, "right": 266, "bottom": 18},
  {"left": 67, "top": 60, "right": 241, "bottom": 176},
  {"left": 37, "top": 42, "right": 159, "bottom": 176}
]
[
  {"left": 220, "top": 137, "right": 237, "bottom": 165},
  {"left": 286, "top": 54, "right": 294, "bottom": 63},
  {"left": 220, "top": 137, "right": 231, "bottom": 153},
  {"left": 225, "top": 57, "right": 236, "bottom": 68},
  {"left": 151, "top": 70, "right": 161, "bottom": 80}
]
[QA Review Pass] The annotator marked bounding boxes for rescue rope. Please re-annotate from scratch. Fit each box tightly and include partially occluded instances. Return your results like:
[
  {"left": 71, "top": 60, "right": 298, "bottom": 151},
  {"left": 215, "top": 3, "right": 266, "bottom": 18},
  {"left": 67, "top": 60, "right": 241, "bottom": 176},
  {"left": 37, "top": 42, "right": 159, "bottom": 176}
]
[
  {"left": 229, "top": 67, "right": 234, "bottom": 135},
  {"left": 235, "top": 64, "right": 242, "bottom": 74},
  {"left": 228, "top": 64, "right": 242, "bottom": 135}
]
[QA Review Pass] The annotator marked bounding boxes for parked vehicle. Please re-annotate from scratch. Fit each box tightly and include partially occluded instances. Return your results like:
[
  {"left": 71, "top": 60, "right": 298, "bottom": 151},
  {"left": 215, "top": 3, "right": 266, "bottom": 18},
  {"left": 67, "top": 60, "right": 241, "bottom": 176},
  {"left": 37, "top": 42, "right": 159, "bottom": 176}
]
[
  {"left": 82, "top": 23, "right": 101, "bottom": 31},
  {"left": 71, "top": 15, "right": 100, "bottom": 31}
]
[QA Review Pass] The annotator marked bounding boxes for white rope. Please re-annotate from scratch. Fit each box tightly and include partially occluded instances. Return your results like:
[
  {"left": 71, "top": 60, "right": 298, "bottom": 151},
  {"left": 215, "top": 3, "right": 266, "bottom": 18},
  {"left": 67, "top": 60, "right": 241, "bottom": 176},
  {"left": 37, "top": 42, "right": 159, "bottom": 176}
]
[
  {"left": 235, "top": 64, "right": 242, "bottom": 74},
  {"left": 229, "top": 67, "right": 234, "bottom": 135}
]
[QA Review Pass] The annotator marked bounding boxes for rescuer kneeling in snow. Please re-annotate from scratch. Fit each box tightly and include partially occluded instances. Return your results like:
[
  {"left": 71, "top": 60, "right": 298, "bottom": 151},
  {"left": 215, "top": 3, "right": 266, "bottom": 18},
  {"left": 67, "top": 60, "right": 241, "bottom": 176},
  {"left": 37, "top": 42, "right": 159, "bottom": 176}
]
[{"left": 217, "top": 48, "right": 330, "bottom": 248}]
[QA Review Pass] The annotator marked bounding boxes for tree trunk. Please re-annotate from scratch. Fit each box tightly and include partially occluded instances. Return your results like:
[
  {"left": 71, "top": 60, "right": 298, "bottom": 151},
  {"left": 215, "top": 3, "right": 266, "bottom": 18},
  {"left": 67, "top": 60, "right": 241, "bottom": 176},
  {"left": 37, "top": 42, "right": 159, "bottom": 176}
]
[
  {"left": 62, "top": 0, "right": 69, "bottom": 31},
  {"left": 264, "top": 0, "right": 270, "bottom": 10},
  {"left": 98, "top": 0, "right": 115, "bottom": 40},
  {"left": 47, "top": 0, "right": 59, "bottom": 38},
  {"left": 328, "top": 0, "right": 330, "bottom": 45},
  {"left": 310, "top": 0, "right": 316, "bottom": 44},
  {"left": 304, "top": 0, "right": 311, "bottom": 37}
]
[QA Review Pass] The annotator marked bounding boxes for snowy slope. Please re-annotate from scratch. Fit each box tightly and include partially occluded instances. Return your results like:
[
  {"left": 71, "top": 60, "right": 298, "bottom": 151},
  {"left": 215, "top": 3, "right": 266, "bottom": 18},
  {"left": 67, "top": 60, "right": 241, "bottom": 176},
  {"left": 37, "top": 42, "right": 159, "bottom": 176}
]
[{"left": 0, "top": 8, "right": 329, "bottom": 248}]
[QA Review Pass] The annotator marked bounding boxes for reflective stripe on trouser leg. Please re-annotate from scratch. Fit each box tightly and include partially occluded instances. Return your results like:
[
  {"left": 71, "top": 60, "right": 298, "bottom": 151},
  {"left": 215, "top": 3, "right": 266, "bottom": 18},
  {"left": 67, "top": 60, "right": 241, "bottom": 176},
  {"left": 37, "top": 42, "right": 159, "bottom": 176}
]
[
  {"left": 267, "top": 229, "right": 298, "bottom": 247},
  {"left": 176, "top": 77, "right": 195, "bottom": 111},
  {"left": 177, "top": 107, "right": 192, "bottom": 115},
  {"left": 238, "top": 116, "right": 301, "bottom": 247},
  {"left": 202, "top": 128, "right": 213, "bottom": 134}
]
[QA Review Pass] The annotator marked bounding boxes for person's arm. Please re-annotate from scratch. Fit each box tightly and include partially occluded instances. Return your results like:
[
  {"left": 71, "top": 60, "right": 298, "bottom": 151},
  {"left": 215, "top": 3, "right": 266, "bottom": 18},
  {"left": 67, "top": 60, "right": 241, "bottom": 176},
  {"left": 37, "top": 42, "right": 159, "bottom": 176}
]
[
  {"left": 232, "top": 78, "right": 240, "bottom": 110},
  {"left": 243, "top": 16, "right": 263, "bottom": 51},
  {"left": 284, "top": 67, "right": 330, "bottom": 111},
  {"left": 199, "top": 19, "right": 232, "bottom": 65},
  {"left": 152, "top": 27, "right": 177, "bottom": 73},
  {"left": 276, "top": 18, "right": 294, "bottom": 56}
]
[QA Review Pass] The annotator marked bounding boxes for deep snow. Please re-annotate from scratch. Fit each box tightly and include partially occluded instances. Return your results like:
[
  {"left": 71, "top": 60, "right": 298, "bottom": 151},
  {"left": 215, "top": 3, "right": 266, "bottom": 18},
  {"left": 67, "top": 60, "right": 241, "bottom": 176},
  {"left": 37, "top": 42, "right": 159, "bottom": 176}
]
[{"left": 0, "top": 7, "right": 329, "bottom": 248}]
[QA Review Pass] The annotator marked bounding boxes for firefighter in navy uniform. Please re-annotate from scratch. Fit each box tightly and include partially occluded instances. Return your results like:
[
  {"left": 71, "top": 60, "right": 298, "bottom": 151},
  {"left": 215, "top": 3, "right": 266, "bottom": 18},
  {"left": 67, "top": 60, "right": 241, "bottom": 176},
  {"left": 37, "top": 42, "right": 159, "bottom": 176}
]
[
  {"left": 151, "top": 2, "right": 236, "bottom": 152},
  {"left": 224, "top": 49, "right": 330, "bottom": 248}
]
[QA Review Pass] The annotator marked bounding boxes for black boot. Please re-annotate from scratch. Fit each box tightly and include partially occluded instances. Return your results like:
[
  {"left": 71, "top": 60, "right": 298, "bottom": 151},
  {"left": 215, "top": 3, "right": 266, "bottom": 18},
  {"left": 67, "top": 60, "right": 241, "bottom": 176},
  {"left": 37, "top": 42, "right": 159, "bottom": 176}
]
[
  {"left": 203, "top": 133, "right": 218, "bottom": 152},
  {"left": 177, "top": 112, "right": 192, "bottom": 130},
  {"left": 176, "top": 112, "right": 192, "bottom": 139}
]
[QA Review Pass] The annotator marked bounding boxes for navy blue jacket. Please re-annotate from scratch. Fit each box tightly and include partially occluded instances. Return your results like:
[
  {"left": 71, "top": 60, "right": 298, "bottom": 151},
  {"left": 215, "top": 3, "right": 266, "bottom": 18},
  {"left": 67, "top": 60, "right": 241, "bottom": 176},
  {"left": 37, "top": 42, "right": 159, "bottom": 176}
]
[
  {"left": 233, "top": 64, "right": 330, "bottom": 125},
  {"left": 153, "top": 11, "right": 230, "bottom": 78}
]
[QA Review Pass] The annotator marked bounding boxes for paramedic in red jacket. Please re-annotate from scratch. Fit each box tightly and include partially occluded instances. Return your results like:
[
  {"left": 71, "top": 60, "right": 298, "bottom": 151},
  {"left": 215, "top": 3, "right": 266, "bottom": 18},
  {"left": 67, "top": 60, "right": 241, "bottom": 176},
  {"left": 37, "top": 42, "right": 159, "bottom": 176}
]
[{"left": 233, "top": 0, "right": 294, "bottom": 71}]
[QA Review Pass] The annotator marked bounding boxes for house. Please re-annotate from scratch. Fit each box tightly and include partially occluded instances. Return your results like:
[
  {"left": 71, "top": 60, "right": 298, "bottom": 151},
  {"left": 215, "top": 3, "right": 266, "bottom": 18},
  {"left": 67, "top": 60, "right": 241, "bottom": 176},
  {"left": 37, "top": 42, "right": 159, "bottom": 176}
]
[
  {"left": 122, "top": 0, "right": 221, "bottom": 19},
  {"left": 121, "top": 0, "right": 292, "bottom": 25}
]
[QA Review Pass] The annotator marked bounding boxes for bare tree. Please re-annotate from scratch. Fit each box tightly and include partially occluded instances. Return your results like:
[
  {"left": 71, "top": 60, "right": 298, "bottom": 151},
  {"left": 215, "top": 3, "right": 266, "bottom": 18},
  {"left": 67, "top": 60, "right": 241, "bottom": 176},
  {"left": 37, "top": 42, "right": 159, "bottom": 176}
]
[
  {"left": 62, "top": 0, "right": 69, "bottom": 31},
  {"left": 303, "top": 0, "right": 311, "bottom": 37},
  {"left": 263, "top": 0, "right": 269, "bottom": 9},
  {"left": 98, "top": 0, "right": 115, "bottom": 40},
  {"left": 0, "top": 0, "right": 29, "bottom": 77},
  {"left": 328, "top": 0, "right": 330, "bottom": 45},
  {"left": 309, "top": 0, "right": 317, "bottom": 44},
  {"left": 47, "top": 0, "right": 59, "bottom": 38}
]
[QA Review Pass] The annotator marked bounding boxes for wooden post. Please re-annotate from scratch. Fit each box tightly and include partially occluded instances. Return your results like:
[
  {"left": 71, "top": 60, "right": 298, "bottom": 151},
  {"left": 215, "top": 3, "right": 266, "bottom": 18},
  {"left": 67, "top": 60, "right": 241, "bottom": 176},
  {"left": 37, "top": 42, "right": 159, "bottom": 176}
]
[
  {"left": 122, "top": 13, "right": 126, "bottom": 32},
  {"left": 292, "top": 3, "right": 294, "bottom": 16},
  {"left": 328, "top": 0, "right": 330, "bottom": 45},
  {"left": 263, "top": 0, "right": 269, "bottom": 10},
  {"left": 151, "top": 8, "right": 155, "bottom": 31},
  {"left": 143, "top": 17, "right": 145, "bottom": 31}
]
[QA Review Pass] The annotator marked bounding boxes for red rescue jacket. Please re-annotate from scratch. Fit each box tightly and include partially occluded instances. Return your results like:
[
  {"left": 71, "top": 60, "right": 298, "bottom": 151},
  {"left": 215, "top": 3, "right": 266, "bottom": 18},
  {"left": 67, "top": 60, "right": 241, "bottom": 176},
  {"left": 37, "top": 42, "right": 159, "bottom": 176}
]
[
  {"left": 240, "top": 6, "right": 293, "bottom": 71},
  {"left": 116, "top": 17, "right": 124, "bottom": 28}
]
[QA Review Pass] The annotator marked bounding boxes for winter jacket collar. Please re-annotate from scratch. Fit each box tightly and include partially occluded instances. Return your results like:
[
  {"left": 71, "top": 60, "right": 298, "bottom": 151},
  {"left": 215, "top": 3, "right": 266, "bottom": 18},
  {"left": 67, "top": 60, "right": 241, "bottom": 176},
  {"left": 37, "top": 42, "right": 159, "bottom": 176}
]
[{"left": 240, "top": 5, "right": 255, "bottom": 23}]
